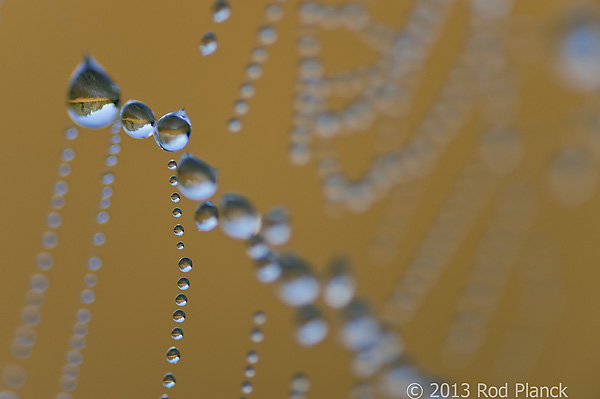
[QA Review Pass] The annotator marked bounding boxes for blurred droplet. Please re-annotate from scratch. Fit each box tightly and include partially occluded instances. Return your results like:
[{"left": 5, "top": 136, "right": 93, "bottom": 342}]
[
  {"left": 277, "top": 253, "right": 320, "bottom": 307},
  {"left": 220, "top": 193, "right": 261, "bottom": 240},
  {"left": 262, "top": 206, "right": 291, "bottom": 246},
  {"left": 177, "top": 153, "right": 218, "bottom": 201},
  {"left": 200, "top": 32, "right": 218, "bottom": 56},
  {"left": 195, "top": 201, "right": 219, "bottom": 231},
  {"left": 323, "top": 257, "right": 355, "bottom": 309},
  {"left": 295, "top": 305, "right": 328, "bottom": 346},
  {"left": 212, "top": 0, "right": 231, "bottom": 23}
]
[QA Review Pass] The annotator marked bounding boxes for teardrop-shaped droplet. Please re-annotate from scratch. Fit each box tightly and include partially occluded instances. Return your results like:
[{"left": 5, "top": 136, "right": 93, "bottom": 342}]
[
  {"left": 295, "top": 305, "right": 328, "bottom": 346},
  {"left": 163, "top": 373, "right": 176, "bottom": 388},
  {"left": 212, "top": 0, "right": 231, "bottom": 23},
  {"left": 166, "top": 347, "right": 180, "bottom": 364},
  {"left": 220, "top": 193, "right": 261, "bottom": 240},
  {"left": 177, "top": 154, "right": 218, "bottom": 201},
  {"left": 66, "top": 55, "right": 120, "bottom": 129},
  {"left": 277, "top": 253, "right": 320, "bottom": 307},
  {"left": 120, "top": 100, "right": 155, "bottom": 139},
  {"left": 262, "top": 206, "right": 291, "bottom": 246},
  {"left": 171, "top": 327, "right": 183, "bottom": 340},
  {"left": 195, "top": 201, "right": 219, "bottom": 231},
  {"left": 323, "top": 257, "right": 356, "bottom": 309},
  {"left": 154, "top": 110, "right": 191, "bottom": 152},
  {"left": 200, "top": 32, "right": 218, "bottom": 56},
  {"left": 173, "top": 309, "right": 186, "bottom": 323},
  {"left": 178, "top": 257, "right": 193, "bottom": 272}
]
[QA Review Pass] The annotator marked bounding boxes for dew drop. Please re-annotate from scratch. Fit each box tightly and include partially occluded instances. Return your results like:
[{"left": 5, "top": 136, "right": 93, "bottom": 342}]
[
  {"left": 241, "top": 381, "right": 253, "bottom": 394},
  {"left": 262, "top": 206, "right": 291, "bottom": 246},
  {"left": 257, "top": 25, "right": 278, "bottom": 45},
  {"left": 47, "top": 212, "right": 62, "bottom": 228},
  {"left": 228, "top": 117, "right": 242, "bottom": 133},
  {"left": 195, "top": 201, "right": 219, "bottom": 231},
  {"left": 166, "top": 347, "right": 181, "bottom": 364},
  {"left": 37, "top": 252, "right": 54, "bottom": 270},
  {"left": 295, "top": 305, "right": 328, "bottom": 346},
  {"left": 173, "top": 310, "right": 186, "bottom": 323},
  {"left": 65, "top": 127, "right": 79, "bottom": 140},
  {"left": 87, "top": 257, "right": 102, "bottom": 271},
  {"left": 246, "top": 350, "right": 259, "bottom": 364},
  {"left": 200, "top": 32, "right": 218, "bottom": 56},
  {"left": 172, "top": 208, "right": 182, "bottom": 218},
  {"left": 66, "top": 55, "right": 120, "bottom": 129},
  {"left": 234, "top": 99, "right": 249, "bottom": 115},
  {"left": 212, "top": 0, "right": 231, "bottom": 23},
  {"left": 42, "top": 232, "right": 58, "bottom": 249},
  {"left": 177, "top": 277, "right": 190, "bottom": 290},
  {"left": 175, "top": 294, "right": 188, "bottom": 306},
  {"left": 176, "top": 241, "right": 184, "bottom": 250},
  {"left": 178, "top": 257, "right": 193, "bottom": 272},
  {"left": 30, "top": 274, "right": 49, "bottom": 292},
  {"left": 246, "top": 235, "right": 270, "bottom": 260},
  {"left": 253, "top": 311, "right": 266, "bottom": 325},
  {"left": 163, "top": 373, "right": 176, "bottom": 389},
  {"left": 171, "top": 192, "right": 181, "bottom": 203},
  {"left": 239, "top": 83, "right": 256, "bottom": 99},
  {"left": 245, "top": 365, "right": 256, "bottom": 378},
  {"left": 177, "top": 153, "right": 218, "bottom": 201},
  {"left": 174, "top": 224, "right": 184, "bottom": 236},
  {"left": 265, "top": 3, "right": 284, "bottom": 22},
  {"left": 154, "top": 110, "right": 191, "bottom": 152},
  {"left": 277, "top": 253, "right": 320, "bottom": 307},
  {"left": 220, "top": 193, "right": 261, "bottom": 240},
  {"left": 323, "top": 257, "right": 356, "bottom": 309},
  {"left": 3, "top": 364, "right": 26, "bottom": 388},
  {"left": 120, "top": 100, "right": 155, "bottom": 139},
  {"left": 168, "top": 160, "right": 178, "bottom": 170},
  {"left": 169, "top": 175, "right": 178, "bottom": 186},
  {"left": 171, "top": 327, "right": 184, "bottom": 340},
  {"left": 291, "top": 373, "right": 311, "bottom": 393},
  {"left": 254, "top": 252, "right": 282, "bottom": 283}
]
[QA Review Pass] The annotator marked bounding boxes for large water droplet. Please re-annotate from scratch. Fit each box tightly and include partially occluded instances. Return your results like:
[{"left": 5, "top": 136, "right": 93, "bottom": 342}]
[
  {"left": 212, "top": 0, "right": 231, "bottom": 23},
  {"left": 154, "top": 110, "right": 191, "bottom": 152},
  {"left": 195, "top": 201, "right": 219, "bottom": 231},
  {"left": 66, "top": 56, "right": 120, "bottom": 129},
  {"left": 262, "top": 206, "right": 291, "bottom": 246},
  {"left": 163, "top": 373, "right": 176, "bottom": 388},
  {"left": 220, "top": 193, "right": 261, "bottom": 240},
  {"left": 177, "top": 154, "right": 218, "bottom": 201},
  {"left": 277, "top": 253, "right": 320, "bottom": 307},
  {"left": 246, "top": 235, "right": 270, "bottom": 260},
  {"left": 166, "top": 347, "right": 180, "bottom": 364},
  {"left": 120, "top": 100, "right": 155, "bottom": 139},
  {"left": 295, "top": 305, "right": 328, "bottom": 346},
  {"left": 200, "top": 32, "right": 218, "bottom": 56}
]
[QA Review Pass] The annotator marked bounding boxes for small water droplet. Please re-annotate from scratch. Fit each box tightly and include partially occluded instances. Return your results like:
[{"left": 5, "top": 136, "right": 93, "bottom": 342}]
[
  {"left": 257, "top": 25, "right": 278, "bottom": 45},
  {"left": 171, "top": 327, "right": 184, "bottom": 340},
  {"left": 195, "top": 201, "right": 219, "bottom": 231},
  {"left": 295, "top": 305, "right": 328, "bottom": 346},
  {"left": 262, "top": 206, "right": 291, "bottom": 246},
  {"left": 174, "top": 224, "right": 184, "bottom": 236},
  {"left": 58, "top": 163, "right": 71, "bottom": 177},
  {"left": 200, "top": 32, "right": 218, "bottom": 56},
  {"left": 30, "top": 274, "right": 49, "bottom": 292},
  {"left": 173, "top": 310, "right": 186, "bottom": 323},
  {"left": 176, "top": 241, "right": 185, "bottom": 250},
  {"left": 154, "top": 110, "right": 191, "bottom": 152},
  {"left": 77, "top": 309, "right": 92, "bottom": 323},
  {"left": 228, "top": 117, "right": 242, "bottom": 133},
  {"left": 120, "top": 100, "right": 155, "bottom": 139},
  {"left": 250, "top": 327, "right": 264, "bottom": 343},
  {"left": 239, "top": 82, "right": 256, "bottom": 99},
  {"left": 254, "top": 252, "right": 282, "bottom": 283},
  {"left": 62, "top": 148, "right": 75, "bottom": 162},
  {"left": 234, "top": 99, "right": 249, "bottom": 115},
  {"left": 162, "top": 373, "right": 176, "bottom": 388},
  {"left": 212, "top": 0, "right": 231, "bottom": 23},
  {"left": 251, "top": 46, "right": 269, "bottom": 63},
  {"left": 96, "top": 211, "right": 110, "bottom": 224},
  {"left": 323, "top": 257, "right": 355, "bottom": 309},
  {"left": 241, "top": 381, "right": 253, "bottom": 394},
  {"left": 177, "top": 153, "right": 218, "bottom": 201},
  {"left": 166, "top": 347, "right": 180, "bottom": 364},
  {"left": 37, "top": 252, "right": 54, "bottom": 270},
  {"left": 245, "top": 365, "right": 256, "bottom": 378},
  {"left": 65, "top": 127, "right": 79, "bottom": 140},
  {"left": 168, "top": 160, "right": 178, "bottom": 170},
  {"left": 80, "top": 289, "right": 95, "bottom": 304},
  {"left": 84, "top": 273, "right": 98, "bottom": 287},
  {"left": 176, "top": 294, "right": 188, "bottom": 306},
  {"left": 101, "top": 173, "right": 115, "bottom": 185},
  {"left": 246, "top": 63, "right": 263, "bottom": 80},
  {"left": 66, "top": 56, "right": 120, "bottom": 129},
  {"left": 92, "top": 232, "right": 106, "bottom": 246},
  {"left": 291, "top": 373, "right": 311, "bottom": 393},
  {"left": 277, "top": 253, "right": 320, "bottom": 307},
  {"left": 3, "top": 364, "right": 26, "bottom": 388},
  {"left": 169, "top": 175, "right": 178, "bottom": 186},
  {"left": 246, "top": 235, "right": 270, "bottom": 260},
  {"left": 172, "top": 208, "right": 182, "bottom": 218},
  {"left": 178, "top": 257, "right": 193, "bottom": 272},
  {"left": 87, "top": 257, "right": 102, "bottom": 271},
  {"left": 220, "top": 193, "right": 261, "bottom": 240},
  {"left": 265, "top": 3, "right": 284, "bottom": 21},
  {"left": 47, "top": 212, "right": 62, "bottom": 228},
  {"left": 253, "top": 311, "right": 266, "bottom": 325},
  {"left": 177, "top": 277, "right": 190, "bottom": 290},
  {"left": 246, "top": 350, "right": 259, "bottom": 364},
  {"left": 42, "top": 231, "right": 58, "bottom": 249},
  {"left": 171, "top": 192, "right": 181, "bottom": 203}
]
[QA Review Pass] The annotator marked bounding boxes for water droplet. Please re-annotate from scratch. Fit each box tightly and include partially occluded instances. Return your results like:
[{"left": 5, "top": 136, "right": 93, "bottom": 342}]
[
  {"left": 30, "top": 274, "right": 49, "bottom": 292},
  {"left": 200, "top": 32, "right": 218, "bottom": 56},
  {"left": 241, "top": 381, "right": 253, "bottom": 394},
  {"left": 295, "top": 305, "right": 328, "bottom": 346},
  {"left": 220, "top": 193, "right": 261, "bottom": 240},
  {"left": 178, "top": 257, "right": 193, "bottom": 272},
  {"left": 339, "top": 300, "right": 380, "bottom": 351},
  {"left": 66, "top": 55, "right": 120, "bottom": 129},
  {"left": 212, "top": 0, "right": 231, "bottom": 23},
  {"left": 26, "top": 291, "right": 44, "bottom": 307},
  {"left": 42, "top": 231, "right": 58, "bottom": 249},
  {"left": 169, "top": 175, "right": 178, "bottom": 186},
  {"left": 70, "top": 335, "right": 86, "bottom": 350},
  {"left": 65, "top": 127, "right": 79, "bottom": 140},
  {"left": 177, "top": 153, "right": 218, "bottom": 201},
  {"left": 246, "top": 350, "right": 259, "bottom": 364},
  {"left": 176, "top": 294, "right": 188, "bottom": 306},
  {"left": 166, "top": 347, "right": 180, "bottom": 364},
  {"left": 92, "top": 232, "right": 106, "bottom": 246},
  {"left": 291, "top": 373, "right": 311, "bottom": 394},
  {"left": 101, "top": 187, "right": 113, "bottom": 197},
  {"left": 265, "top": 3, "right": 284, "bottom": 22},
  {"left": 37, "top": 252, "right": 54, "bottom": 270},
  {"left": 323, "top": 257, "right": 355, "bottom": 309},
  {"left": 163, "top": 373, "right": 176, "bottom": 389},
  {"left": 171, "top": 327, "right": 184, "bottom": 340},
  {"left": 262, "top": 206, "right": 291, "bottom": 246},
  {"left": 101, "top": 173, "right": 115, "bottom": 185},
  {"left": 168, "top": 160, "right": 178, "bottom": 170},
  {"left": 244, "top": 365, "right": 256, "bottom": 378},
  {"left": 58, "top": 163, "right": 71, "bottom": 177},
  {"left": 171, "top": 192, "right": 181, "bottom": 203},
  {"left": 51, "top": 195, "right": 66, "bottom": 209},
  {"left": 195, "top": 201, "right": 219, "bottom": 231},
  {"left": 246, "top": 235, "right": 269, "bottom": 260},
  {"left": 96, "top": 211, "right": 109, "bottom": 224},
  {"left": 250, "top": 327, "right": 264, "bottom": 343},
  {"left": 173, "top": 310, "right": 186, "bottom": 323},
  {"left": 246, "top": 63, "right": 263, "bottom": 80},
  {"left": 73, "top": 322, "right": 89, "bottom": 336},
  {"left": 54, "top": 181, "right": 69, "bottom": 195},
  {"left": 239, "top": 83, "right": 256, "bottom": 99},
  {"left": 154, "top": 110, "right": 191, "bottom": 152},
  {"left": 176, "top": 241, "right": 185, "bottom": 250},
  {"left": 62, "top": 148, "right": 75, "bottom": 162},
  {"left": 253, "top": 311, "right": 266, "bottom": 325},
  {"left": 47, "top": 212, "right": 62, "bottom": 228},
  {"left": 66, "top": 350, "right": 83, "bottom": 366},
  {"left": 3, "top": 364, "right": 26, "bottom": 388},
  {"left": 254, "top": 252, "right": 282, "bottom": 283},
  {"left": 80, "top": 289, "right": 95, "bottom": 304},
  {"left": 77, "top": 309, "right": 92, "bottom": 323},
  {"left": 251, "top": 46, "right": 269, "bottom": 63},
  {"left": 174, "top": 224, "right": 184, "bottom": 236},
  {"left": 277, "top": 253, "right": 319, "bottom": 306},
  {"left": 228, "top": 117, "right": 242, "bottom": 133},
  {"left": 16, "top": 326, "right": 36, "bottom": 346},
  {"left": 172, "top": 208, "right": 182, "bottom": 218},
  {"left": 257, "top": 25, "right": 278, "bottom": 45},
  {"left": 120, "top": 100, "right": 155, "bottom": 139},
  {"left": 87, "top": 257, "right": 102, "bottom": 271},
  {"left": 234, "top": 99, "right": 249, "bottom": 115},
  {"left": 177, "top": 277, "right": 190, "bottom": 290}
]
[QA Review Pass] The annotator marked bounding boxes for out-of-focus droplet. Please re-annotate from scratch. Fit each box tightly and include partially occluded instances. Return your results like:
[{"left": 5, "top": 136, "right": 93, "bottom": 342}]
[
  {"left": 212, "top": 0, "right": 231, "bottom": 23},
  {"left": 265, "top": 3, "right": 284, "bottom": 22},
  {"left": 228, "top": 117, "right": 242, "bottom": 133},
  {"left": 262, "top": 206, "right": 291, "bottom": 246},
  {"left": 245, "top": 365, "right": 256, "bottom": 378},
  {"left": 250, "top": 327, "right": 264, "bottom": 343},
  {"left": 246, "top": 235, "right": 270, "bottom": 260},
  {"left": 253, "top": 311, "right": 266, "bottom": 325},
  {"left": 277, "top": 253, "right": 319, "bottom": 307},
  {"left": 257, "top": 25, "right": 278, "bottom": 45},
  {"left": 154, "top": 110, "right": 191, "bottom": 152},
  {"left": 177, "top": 153, "right": 218, "bottom": 201},
  {"left": 241, "top": 380, "right": 253, "bottom": 394},
  {"left": 220, "top": 193, "right": 261, "bottom": 240},
  {"left": 66, "top": 55, "right": 120, "bottom": 129},
  {"left": 254, "top": 252, "right": 283, "bottom": 283},
  {"left": 291, "top": 373, "right": 311, "bottom": 394},
  {"left": 548, "top": 147, "right": 598, "bottom": 207},
  {"left": 200, "top": 32, "right": 218, "bottom": 56},
  {"left": 163, "top": 373, "right": 176, "bottom": 388},
  {"left": 195, "top": 201, "right": 219, "bottom": 231},
  {"left": 178, "top": 257, "right": 193, "bottom": 272},
  {"left": 166, "top": 347, "right": 180, "bottom": 364},
  {"left": 120, "top": 100, "right": 155, "bottom": 139},
  {"left": 295, "top": 305, "right": 328, "bottom": 346},
  {"left": 171, "top": 327, "right": 183, "bottom": 340},
  {"left": 246, "top": 350, "right": 259, "bottom": 364},
  {"left": 323, "top": 257, "right": 356, "bottom": 309},
  {"left": 339, "top": 299, "right": 380, "bottom": 351}
]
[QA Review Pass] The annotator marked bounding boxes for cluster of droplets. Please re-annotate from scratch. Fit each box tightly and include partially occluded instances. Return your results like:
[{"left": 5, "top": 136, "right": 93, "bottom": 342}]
[
  {"left": 54, "top": 122, "right": 123, "bottom": 399},
  {"left": 0, "top": 127, "right": 79, "bottom": 397}
]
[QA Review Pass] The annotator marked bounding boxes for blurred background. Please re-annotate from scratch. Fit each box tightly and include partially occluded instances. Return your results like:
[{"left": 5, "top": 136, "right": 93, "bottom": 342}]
[{"left": 0, "top": 0, "right": 599, "bottom": 397}]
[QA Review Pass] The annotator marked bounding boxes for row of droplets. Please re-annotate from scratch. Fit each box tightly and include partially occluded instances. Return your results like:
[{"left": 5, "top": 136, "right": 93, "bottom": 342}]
[{"left": 240, "top": 311, "right": 266, "bottom": 397}]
